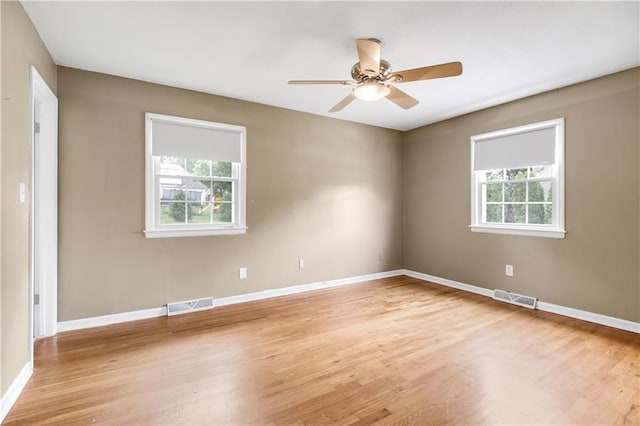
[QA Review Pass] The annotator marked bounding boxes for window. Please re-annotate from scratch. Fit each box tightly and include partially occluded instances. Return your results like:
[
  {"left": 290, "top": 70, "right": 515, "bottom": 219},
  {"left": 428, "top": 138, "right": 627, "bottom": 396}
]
[
  {"left": 144, "top": 113, "right": 247, "bottom": 238},
  {"left": 470, "top": 118, "right": 565, "bottom": 238}
]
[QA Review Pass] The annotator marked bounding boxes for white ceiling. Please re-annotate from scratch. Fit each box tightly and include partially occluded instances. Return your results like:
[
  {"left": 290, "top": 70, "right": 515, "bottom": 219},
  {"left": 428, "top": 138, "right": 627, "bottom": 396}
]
[{"left": 22, "top": 1, "right": 639, "bottom": 131}]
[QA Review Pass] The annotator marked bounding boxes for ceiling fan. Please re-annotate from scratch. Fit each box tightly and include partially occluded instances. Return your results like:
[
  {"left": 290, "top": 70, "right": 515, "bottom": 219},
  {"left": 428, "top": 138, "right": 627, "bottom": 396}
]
[{"left": 288, "top": 38, "right": 463, "bottom": 112}]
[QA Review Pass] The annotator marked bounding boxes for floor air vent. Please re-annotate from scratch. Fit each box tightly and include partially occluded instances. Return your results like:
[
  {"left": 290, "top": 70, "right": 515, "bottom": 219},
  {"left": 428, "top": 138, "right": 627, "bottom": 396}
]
[
  {"left": 167, "top": 297, "right": 214, "bottom": 316},
  {"left": 493, "top": 289, "right": 537, "bottom": 309}
]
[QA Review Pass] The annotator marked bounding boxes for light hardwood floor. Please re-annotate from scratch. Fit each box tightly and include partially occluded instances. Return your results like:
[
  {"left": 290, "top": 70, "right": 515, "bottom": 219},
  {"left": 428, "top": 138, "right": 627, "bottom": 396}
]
[{"left": 5, "top": 276, "right": 640, "bottom": 425}]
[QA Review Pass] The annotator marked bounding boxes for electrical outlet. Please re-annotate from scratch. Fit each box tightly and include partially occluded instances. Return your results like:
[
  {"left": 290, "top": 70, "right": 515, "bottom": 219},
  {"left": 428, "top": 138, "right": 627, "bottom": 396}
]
[
  {"left": 505, "top": 264, "right": 513, "bottom": 277},
  {"left": 298, "top": 259, "right": 304, "bottom": 269},
  {"left": 239, "top": 267, "right": 247, "bottom": 279}
]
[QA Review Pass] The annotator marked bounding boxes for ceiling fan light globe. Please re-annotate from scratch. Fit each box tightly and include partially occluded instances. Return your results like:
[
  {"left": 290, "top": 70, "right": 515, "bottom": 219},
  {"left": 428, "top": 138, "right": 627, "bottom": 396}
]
[{"left": 353, "top": 82, "right": 390, "bottom": 102}]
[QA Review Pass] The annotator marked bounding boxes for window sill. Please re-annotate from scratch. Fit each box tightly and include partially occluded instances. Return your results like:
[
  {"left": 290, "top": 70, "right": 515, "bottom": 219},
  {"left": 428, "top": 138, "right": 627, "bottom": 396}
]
[
  {"left": 469, "top": 224, "right": 565, "bottom": 239},
  {"left": 144, "top": 226, "right": 247, "bottom": 239}
]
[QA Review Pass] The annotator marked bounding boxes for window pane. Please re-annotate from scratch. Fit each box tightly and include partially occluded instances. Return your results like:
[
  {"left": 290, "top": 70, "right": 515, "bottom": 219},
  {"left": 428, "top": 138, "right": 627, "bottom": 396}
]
[
  {"left": 184, "top": 159, "right": 197, "bottom": 175},
  {"left": 161, "top": 188, "right": 178, "bottom": 200},
  {"left": 160, "top": 157, "right": 230, "bottom": 178},
  {"left": 528, "top": 181, "right": 552, "bottom": 202},
  {"left": 486, "top": 204, "right": 502, "bottom": 223},
  {"left": 212, "top": 161, "right": 233, "bottom": 178},
  {"left": 176, "top": 178, "right": 206, "bottom": 203},
  {"left": 211, "top": 180, "right": 233, "bottom": 223},
  {"left": 486, "top": 183, "right": 502, "bottom": 202},
  {"left": 186, "top": 190, "right": 201, "bottom": 202},
  {"left": 191, "top": 160, "right": 212, "bottom": 177},
  {"left": 506, "top": 168, "right": 528, "bottom": 180},
  {"left": 544, "top": 204, "right": 553, "bottom": 224},
  {"left": 528, "top": 204, "right": 547, "bottom": 224},
  {"left": 211, "top": 181, "right": 232, "bottom": 201},
  {"left": 504, "top": 204, "right": 526, "bottom": 223},
  {"left": 213, "top": 202, "right": 233, "bottom": 223},
  {"left": 187, "top": 203, "right": 212, "bottom": 224},
  {"left": 160, "top": 202, "right": 186, "bottom": 224},
  {"left": 530, "top": 165, "right": 553, "bottom": 179},
  {"left": 160, "top": 157, "right": 187, "bottom": 175},
  {"left": 485, "top": 169, "right": 504, "bottom": 181},
  {"left": 161, "top": 188, "right": 185, "bottom": 201},
  {"left": 504, "top": 182, "right": 526, "bottom": 202}
]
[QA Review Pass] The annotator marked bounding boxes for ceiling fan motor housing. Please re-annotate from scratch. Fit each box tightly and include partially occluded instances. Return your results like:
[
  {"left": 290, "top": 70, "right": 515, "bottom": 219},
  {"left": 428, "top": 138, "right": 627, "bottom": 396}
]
[{"left": 351, "top": 59, "right": 392, "bottom": 82}]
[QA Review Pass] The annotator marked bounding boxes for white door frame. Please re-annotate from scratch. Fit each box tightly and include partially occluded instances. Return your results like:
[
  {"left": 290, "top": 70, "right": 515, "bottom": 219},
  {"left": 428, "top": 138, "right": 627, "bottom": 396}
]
[{"left": 29, "top": 65, "right": 58, "bottom": 359}]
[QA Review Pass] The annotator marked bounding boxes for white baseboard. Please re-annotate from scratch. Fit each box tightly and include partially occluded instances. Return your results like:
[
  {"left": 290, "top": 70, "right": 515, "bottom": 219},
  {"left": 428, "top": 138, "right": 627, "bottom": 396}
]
[
  {"left": 58, "top": 270, "right": 405, "bottom": 332},
  {"left": 402, "top": 269, "right": 640, "bottom": 334},
  {"left": 403, "top": 270, "right": 494, "bottom": 298},
  {"left": 0, "top": 362, "right": 33, "bottom": 423},
  {"left": 215, "top": 269, "right": 404, "bottom": 306},
  {"left": 58, "top": 307, "right": 166, "bottom": 332},
  {"left": 57, "top": 269, "right": 638, "bottom": 335},
  {"left": 535, "top": 301, "right": 640, "bottom": 333}
]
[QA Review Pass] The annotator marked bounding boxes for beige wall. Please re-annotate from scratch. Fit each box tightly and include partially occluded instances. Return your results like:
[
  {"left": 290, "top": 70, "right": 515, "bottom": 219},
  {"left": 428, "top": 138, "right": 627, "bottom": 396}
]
[
  {"left": 55, "top": 66, "right": 640, "bottom": 324},
  {"left": 57, "top": 67, "right": 403, "bottom": 321},
  {"left": 403, "top": 68, "right": 640, "bottom": 322},
  {"left": 1, "top": 1, "right": 57, "bottom": 394}
]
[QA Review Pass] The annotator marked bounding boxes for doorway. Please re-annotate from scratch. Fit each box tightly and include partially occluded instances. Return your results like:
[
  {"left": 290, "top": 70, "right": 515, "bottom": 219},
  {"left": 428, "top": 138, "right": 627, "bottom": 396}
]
[{"left": 29, "top": 66, "right": 58, "bottom": 356}]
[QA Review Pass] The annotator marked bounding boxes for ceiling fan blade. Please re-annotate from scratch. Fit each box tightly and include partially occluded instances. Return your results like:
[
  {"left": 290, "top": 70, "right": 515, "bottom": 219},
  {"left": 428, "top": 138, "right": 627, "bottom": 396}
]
[
  {"left": 329, "top": 92, "right": 357, "bottom": 113},
  {"left": 388, "top": 61, "right": 463, "bottom": 83},
  {"left": 356, "top": 38, "right": 381, "bottom": 77},
  {"left": 288, "top": 80, "right": 355, "bottom": 85},
  {"left": 385, "top": 85, "right": 419, "bottom": 109}
]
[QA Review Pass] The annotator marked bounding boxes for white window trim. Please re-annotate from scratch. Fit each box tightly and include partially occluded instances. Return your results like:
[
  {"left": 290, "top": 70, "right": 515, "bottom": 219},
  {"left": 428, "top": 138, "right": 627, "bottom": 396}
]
[
  {"left": 144, "top": 113, "right": 247, "bottom": 238},
  {"left": 470, "top": 118, "right": 566, "bottom": 239}
]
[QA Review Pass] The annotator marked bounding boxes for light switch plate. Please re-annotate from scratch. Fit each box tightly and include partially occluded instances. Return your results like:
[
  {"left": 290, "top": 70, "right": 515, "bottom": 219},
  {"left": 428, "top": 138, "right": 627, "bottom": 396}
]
[{"left": 19, "top": 183, "right": 26, "bottom": 204}]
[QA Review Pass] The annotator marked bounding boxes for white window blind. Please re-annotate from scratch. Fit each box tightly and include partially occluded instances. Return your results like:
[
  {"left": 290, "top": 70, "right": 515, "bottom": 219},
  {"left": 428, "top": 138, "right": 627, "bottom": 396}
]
[
  {"left": 473, "top": 126, "right": 556, "bottom": 171},
  {"left": 151, "top": 119, "right": 242, "bottom": 163}
]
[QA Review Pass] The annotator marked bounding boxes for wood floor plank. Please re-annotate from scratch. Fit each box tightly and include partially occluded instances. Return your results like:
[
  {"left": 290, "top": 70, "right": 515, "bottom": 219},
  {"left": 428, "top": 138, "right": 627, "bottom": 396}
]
[{"left": 4, "top": 276, "right": 639, "bottom": 425}]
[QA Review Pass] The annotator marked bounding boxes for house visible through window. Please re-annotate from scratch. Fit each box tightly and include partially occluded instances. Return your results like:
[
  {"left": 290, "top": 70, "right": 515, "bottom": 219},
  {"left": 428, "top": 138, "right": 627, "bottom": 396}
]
[
  {"left": 144, "top": 113, "right": 247, "bottom": 238},
  {"left": 157, "top": 158, "right": 233, "bottom": 224},
  {"left": 470, "top": 118, "right": 565, "bottom": 239}
]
